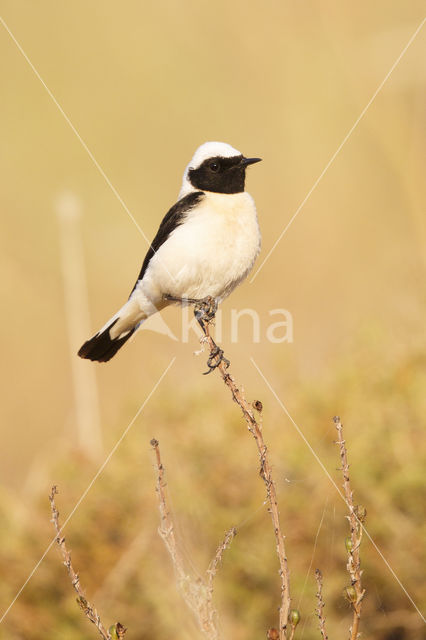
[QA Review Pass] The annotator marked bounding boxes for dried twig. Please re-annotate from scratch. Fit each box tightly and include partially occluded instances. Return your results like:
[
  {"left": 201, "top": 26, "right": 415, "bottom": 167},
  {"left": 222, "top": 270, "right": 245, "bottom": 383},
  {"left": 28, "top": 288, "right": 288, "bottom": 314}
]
[
  {"left": 334, "top": 417, "right": 366, "bottom": 640},
  {"left": 206, "top": 527, "right": 237, "bottom": 631},
  {"left": 49, "top": 486, "right": 126, "bottom": 640},
  {"left": 314, "top": 569, "right": 328, "bottom": 640},
  {"left": 150, "top": 441, "right": 186, "bottom": 581},
  {"left": 151, "top": 439, "right": 235, "bottom": 639},
  {"left": 197, "top": 311, "right": 291, "bottom": 639}
]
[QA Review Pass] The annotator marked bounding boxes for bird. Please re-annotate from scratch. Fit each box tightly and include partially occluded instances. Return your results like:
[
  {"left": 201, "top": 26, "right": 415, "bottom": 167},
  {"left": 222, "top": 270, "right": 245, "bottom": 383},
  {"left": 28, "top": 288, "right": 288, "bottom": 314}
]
[{"left": 78, "top": 141, "right": 262, "bottom": 363}]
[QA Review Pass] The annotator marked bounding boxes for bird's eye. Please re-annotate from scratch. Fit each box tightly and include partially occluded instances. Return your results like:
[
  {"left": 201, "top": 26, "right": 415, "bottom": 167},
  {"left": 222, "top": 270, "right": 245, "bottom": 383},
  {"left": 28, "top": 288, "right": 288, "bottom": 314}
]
[{"left": 209, "top": 161, "right": 220, "bottom": 172}]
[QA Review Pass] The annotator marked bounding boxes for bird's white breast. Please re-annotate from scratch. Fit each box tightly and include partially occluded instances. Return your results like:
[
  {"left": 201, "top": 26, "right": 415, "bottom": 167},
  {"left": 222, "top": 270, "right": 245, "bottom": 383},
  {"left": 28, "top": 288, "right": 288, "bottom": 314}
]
[{"left": 141, "top": 191, "right": 261, "bottom": 303}]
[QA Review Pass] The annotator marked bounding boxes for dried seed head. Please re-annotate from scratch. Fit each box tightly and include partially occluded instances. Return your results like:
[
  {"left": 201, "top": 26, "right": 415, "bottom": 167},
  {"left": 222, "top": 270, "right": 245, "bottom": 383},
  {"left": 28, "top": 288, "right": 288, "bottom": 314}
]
[
  {"left": 253, "top": 400, "right": 263, "bottom": 412},
  {"left": 267, "top": 628, "right": 279, "bottom": 640}
]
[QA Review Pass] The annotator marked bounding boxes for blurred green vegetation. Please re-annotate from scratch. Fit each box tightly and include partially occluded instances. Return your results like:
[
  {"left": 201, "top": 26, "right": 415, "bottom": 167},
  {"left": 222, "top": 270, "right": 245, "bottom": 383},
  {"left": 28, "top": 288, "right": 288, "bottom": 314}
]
[{"left": 1, "top": 1, "right": 425, "bottom": 639}]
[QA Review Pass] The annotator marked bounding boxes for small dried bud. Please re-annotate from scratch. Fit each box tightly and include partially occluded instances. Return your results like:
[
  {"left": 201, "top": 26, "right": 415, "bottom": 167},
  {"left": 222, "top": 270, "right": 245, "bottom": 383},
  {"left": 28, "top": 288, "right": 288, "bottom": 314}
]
[
  {"left": 267, "top": 628, "right": 279, "bottom": 640},
  {"left": 253, "top": 400, "right": 263, "bottom": 412},
  {"left": 343, "top": 586, "right": 357, "bottom": 603},
  {"left": 354, "top": 505, "right": 367, "bottom": 522},
  {"left": 289, "top": 609, "right": 301, "bottom": 626},
  {"left": 150, "top": 438, "right": 159, "bottom": 448},
  {"left": 345, "top": 536, "right": 353, "bottom": 553}
]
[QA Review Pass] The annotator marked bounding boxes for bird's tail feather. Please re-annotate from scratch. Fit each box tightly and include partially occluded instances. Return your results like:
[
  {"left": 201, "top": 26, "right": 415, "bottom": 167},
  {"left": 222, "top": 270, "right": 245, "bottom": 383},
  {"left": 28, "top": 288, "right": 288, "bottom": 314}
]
[{"left": 78, "top": 318, "right": 136, "bottom": 362}]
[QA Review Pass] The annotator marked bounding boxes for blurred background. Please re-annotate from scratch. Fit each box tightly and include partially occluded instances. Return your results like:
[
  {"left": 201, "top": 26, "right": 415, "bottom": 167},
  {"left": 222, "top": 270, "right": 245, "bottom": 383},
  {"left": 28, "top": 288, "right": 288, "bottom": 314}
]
[{"left": 0, "top": 2, "right": 425, "bottom": 639}]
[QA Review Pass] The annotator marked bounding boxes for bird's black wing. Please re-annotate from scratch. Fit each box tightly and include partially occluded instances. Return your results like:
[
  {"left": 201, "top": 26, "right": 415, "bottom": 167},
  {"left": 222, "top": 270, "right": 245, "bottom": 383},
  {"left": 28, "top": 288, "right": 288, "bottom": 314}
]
[{"left": 129, "top": 190, "right": 205, "bottom": 296}]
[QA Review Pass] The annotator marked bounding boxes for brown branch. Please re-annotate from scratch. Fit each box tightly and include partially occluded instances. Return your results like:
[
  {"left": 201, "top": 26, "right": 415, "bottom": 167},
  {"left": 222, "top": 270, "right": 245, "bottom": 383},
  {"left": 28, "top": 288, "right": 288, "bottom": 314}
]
[
  {"left": 199, "top": 313, "right": 291, "bottom": 639},
  {"left": 314, "top": 569, "right": 328, "bottom": 640},
  {"left": 334, "top": 417, "right": 366, "bottom": 640},
  {"left": 150, "top": 441, "right": 186, "bottom": 582},
  {"left": 206, "top": 527, "right": 237, "bottom": 606},
  {"left": 151, "top": 438, "right": 235, "bottom": 639},
  {"left": 49, "top": 486, "right": 126, "bottom": 640}
]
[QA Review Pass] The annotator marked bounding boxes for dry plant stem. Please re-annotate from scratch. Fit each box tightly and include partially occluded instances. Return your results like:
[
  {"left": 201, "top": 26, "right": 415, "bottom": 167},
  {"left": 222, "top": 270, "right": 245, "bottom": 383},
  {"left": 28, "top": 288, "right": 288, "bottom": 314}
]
[
  {"left": 204, "top": 527, "right": 237, "bottom": 634},
  {"left": 151, "top": 439, "right": 235, "bottom": 640},
  {"left": 200, "top": 318, "right": 291, "bottom": 639},
  {"left": 150, "top": 442, "right": 186, "bottom": 582},
  {"left": 48, "top": 486, "right": 120, "bottom": 640},
  {"left": 334, "top": 417, "right": 366, "bottom": 640},
  {"left": 314, "top": 569, "right": 328, "bottom": 640}
]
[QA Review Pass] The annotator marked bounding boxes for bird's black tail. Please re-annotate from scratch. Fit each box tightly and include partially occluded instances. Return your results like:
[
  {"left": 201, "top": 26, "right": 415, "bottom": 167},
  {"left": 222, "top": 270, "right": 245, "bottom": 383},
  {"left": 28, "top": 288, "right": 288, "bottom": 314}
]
[{"left": 78, "top": 318, "right": 136, "bottom": 363}]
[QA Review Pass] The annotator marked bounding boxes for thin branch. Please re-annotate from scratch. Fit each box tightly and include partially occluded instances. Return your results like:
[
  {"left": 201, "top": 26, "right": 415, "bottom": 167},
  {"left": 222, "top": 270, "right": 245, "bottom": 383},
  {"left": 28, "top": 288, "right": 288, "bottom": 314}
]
[
  {"left": 205, "top": 528, "right": 237, "bottom": 633},
  {"left": 49, "top": 486, "right": 125, "bottom": 640},
  {"left": 334, "top": 417, "right": 366, "bottom": 640},
  {"left": 150, "top": 441, "right": 186, "bottom": 582},
  {"left": 151, "top": 439, "right": 235, "bottom": 639},
  {"left": 207, "top": 528, "right": 237, "bottom": 592},
  {"left": 206, "top": 527, "right": 237, "bottom": 602},
  {"left": 198, "top": 311, "right": 291, "bottom": 639},
  {"left": 314, "top": 569, "right": 328, "bottom": 640}
]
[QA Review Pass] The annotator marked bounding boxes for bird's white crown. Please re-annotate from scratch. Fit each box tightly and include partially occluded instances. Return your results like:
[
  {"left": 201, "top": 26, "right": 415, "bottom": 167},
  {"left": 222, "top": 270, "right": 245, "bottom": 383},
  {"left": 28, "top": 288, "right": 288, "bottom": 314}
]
[
  {"left": 179, "top": 141, "right": 242, "bottom": 198},
  {"left": 188, "top": 141, "right": 241, "bottom": 169}
]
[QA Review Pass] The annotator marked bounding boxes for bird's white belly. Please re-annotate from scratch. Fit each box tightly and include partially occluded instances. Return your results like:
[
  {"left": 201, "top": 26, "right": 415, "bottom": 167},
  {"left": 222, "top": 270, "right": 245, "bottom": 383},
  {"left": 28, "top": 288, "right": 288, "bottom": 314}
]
[{"left": 142, "top": 191, "right": 261, "bottom": 304}]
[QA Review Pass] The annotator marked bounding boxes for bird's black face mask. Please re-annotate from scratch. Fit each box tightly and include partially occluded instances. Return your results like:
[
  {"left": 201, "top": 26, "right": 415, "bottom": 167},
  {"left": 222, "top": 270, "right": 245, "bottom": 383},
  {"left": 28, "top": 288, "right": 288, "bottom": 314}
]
[{"left": 188, "top": 155, "right": 261, "bottom": 194}]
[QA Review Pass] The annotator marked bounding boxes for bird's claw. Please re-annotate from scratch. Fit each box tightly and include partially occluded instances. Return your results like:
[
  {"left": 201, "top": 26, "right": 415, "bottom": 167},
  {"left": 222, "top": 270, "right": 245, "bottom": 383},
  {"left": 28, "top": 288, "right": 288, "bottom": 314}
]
[
  {"left": 203, "top": 344, "right": 230, "bottom": 375},
  {"left": 194, "top": 296, "right": 218, "bottom": 326},
  {"left": 164, "top": 294, "right": 227, "bottom": 373}
]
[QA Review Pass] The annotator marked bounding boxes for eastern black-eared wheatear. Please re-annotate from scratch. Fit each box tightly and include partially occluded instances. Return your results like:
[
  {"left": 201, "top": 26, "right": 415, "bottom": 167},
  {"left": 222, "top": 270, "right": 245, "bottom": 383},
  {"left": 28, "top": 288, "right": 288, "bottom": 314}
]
[{"left": 78, "top": 142, "right": 261, "bottom": 362}]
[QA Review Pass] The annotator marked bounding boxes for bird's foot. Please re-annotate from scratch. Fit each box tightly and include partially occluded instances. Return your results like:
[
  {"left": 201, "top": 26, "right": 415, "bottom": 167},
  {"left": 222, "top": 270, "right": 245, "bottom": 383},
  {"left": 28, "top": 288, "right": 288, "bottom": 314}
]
[
  {"left": 193, "top": 296, "right": 218, "bottom": 328},
  {"left": 203, "top": 343, "right": 230, "bottom": 375},
  {"left": 164, "top": 294, "right": 226, "bottom": 373}
]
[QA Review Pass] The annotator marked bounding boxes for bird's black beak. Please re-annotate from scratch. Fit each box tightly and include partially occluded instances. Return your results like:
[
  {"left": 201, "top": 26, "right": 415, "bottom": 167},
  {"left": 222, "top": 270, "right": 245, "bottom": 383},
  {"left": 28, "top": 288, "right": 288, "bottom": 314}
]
[{"left": 241, "top": 156, "right": 262, "bottom": 167}]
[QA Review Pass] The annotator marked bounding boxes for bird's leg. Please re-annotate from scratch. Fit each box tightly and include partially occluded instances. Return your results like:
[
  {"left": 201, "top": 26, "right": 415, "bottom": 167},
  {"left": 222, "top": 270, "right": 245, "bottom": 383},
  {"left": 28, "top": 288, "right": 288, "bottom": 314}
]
[
  {"left": 193, "top": 297, "right": 229, "bottom": 375},
  {"left": 163, "top": 294, "right": 201, "bottom": 306},
  {"left": 163, "top": 293, "right": 218, "bottom": 323},
  {"left": 163, "top": 294, "right": 229, "bottom": 374}
]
